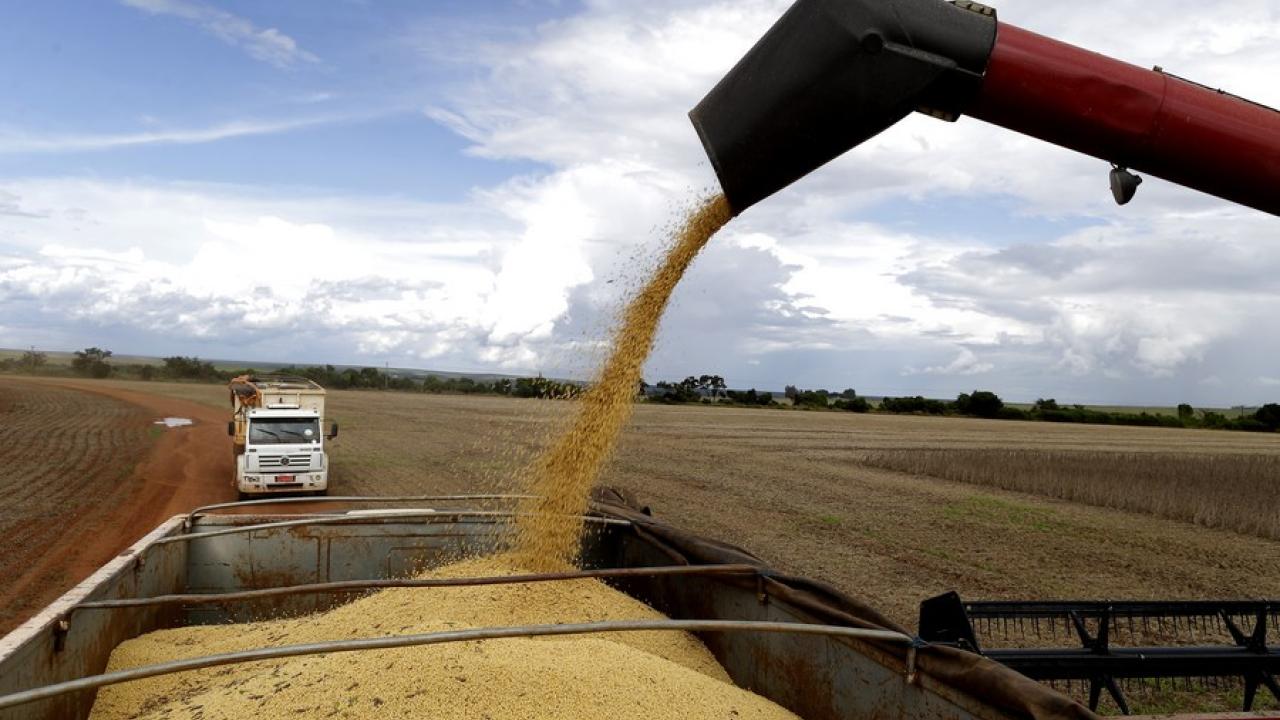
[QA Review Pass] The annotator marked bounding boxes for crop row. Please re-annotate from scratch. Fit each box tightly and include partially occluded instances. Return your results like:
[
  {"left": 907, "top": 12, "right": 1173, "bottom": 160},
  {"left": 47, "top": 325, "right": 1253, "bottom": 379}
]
[{"left": 859, "top": 448, "right": 1280, "bottom": 540}]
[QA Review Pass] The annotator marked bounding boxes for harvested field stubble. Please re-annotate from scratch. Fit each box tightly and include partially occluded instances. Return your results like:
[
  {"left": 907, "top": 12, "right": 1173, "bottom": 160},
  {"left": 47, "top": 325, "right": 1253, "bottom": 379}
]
[
  {"left": 90, "top": 556, "right": 799, "bottom": 720},
  {"left": 860, "top": 448, "right": 1280, "bottom": 540},
  {"left": 64, "top": 380, "right": 1280, "bottom": 634}
]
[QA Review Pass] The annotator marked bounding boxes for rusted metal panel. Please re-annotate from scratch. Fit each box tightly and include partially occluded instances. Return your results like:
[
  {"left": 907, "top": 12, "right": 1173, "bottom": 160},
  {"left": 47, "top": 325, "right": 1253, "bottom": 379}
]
[
  {"left": 183, "top": 513, "right": 505, "bottom": 623},
  {"left": 602, "top": 527, "right": 1017, "bottom": 720},
  {"left": 2, "top": 510, "right": 1025, "bottom": 720},
  {"left": 0, "top": 518, "right": 187, "bottom": 720}
]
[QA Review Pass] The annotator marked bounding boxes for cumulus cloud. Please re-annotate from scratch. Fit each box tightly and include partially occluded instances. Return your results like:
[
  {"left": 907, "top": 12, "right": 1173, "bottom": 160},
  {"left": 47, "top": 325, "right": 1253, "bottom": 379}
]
[
  {"left": 6, "top": 0, "right": 1280, "bottom": 405},
  {"left": 120, "top": 0, "right": 318, "bottom": 67},
  {"left": 0, "top": 179, "right": 505, "bottom": 365},
  {"left": 906, "top": 348, "right": 995, "bottom": 377}
]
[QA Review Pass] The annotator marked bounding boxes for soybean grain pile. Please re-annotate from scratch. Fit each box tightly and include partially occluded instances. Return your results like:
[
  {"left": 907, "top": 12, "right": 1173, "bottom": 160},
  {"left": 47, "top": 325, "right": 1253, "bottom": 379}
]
[
  {"left": 92, "top": 197, "right": 748, "bottom": 719},
  {"left": 513, "top": 194, "right": 733, "bottom": 569},
  {"left": 89, "top": 556, "right": 798, "bottom": 720}
]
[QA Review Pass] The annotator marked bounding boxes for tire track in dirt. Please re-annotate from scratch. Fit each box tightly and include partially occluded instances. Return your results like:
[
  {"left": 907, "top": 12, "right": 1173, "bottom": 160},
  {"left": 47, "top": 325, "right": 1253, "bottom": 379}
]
[{"left": 0, "top": 378, "right": 235, "bottom": 635}]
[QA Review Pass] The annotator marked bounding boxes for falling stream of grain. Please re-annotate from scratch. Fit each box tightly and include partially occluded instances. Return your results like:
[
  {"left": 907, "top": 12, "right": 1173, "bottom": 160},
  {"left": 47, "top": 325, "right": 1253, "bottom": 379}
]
[
  {"left": 86, "top": 195, "right": 794, "bottom": 719},
  {"left": 513, "top": 194, "right": 734, "bottom": 570}
]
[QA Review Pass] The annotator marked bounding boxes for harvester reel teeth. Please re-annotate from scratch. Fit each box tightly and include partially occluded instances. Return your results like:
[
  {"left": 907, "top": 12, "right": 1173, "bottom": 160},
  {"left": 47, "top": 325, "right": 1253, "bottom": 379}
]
[{"left": 1244, "top": 676, "right": 1259, "bottom": 712}]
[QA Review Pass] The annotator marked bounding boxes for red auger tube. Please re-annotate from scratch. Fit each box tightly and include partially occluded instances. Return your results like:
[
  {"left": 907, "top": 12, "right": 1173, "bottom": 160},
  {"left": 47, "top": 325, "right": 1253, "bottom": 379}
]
[{"left": 967, "top": 22, "right": 1280, "bottom": 216}]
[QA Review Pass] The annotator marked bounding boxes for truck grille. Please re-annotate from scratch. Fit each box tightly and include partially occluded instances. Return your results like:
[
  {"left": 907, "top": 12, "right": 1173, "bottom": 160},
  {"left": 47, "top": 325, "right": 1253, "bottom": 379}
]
[{"left": 258, "top": 453, "right": 314, "bottom": 471}]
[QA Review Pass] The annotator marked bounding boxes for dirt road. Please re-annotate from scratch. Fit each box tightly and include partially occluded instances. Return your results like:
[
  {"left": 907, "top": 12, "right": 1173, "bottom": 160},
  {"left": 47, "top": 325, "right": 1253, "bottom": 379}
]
[{"left": 0, "top": 378, "right": 234, "bottom": 634}]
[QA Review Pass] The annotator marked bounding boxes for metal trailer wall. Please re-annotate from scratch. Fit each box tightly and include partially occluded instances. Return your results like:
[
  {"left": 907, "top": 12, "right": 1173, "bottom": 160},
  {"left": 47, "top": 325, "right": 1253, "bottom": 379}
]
[
  {"left": 0, "top": 510, "right": 1037, "bottom": 720},
  {"left": 0, "top": 519, "right": 188, "bottom": 720}
]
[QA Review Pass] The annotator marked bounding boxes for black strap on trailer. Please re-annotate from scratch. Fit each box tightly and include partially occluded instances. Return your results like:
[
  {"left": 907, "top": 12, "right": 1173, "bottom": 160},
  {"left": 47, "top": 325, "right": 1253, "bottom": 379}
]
[{"left": 919, "top": 593, "right": 1280, "bottom": 714}]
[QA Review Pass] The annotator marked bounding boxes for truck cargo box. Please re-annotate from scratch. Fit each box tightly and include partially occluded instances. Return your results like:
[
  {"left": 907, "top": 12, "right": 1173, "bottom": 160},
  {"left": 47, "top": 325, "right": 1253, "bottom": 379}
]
[{"left": 0, "top": 493, "right": 1090, "bottom": 720}]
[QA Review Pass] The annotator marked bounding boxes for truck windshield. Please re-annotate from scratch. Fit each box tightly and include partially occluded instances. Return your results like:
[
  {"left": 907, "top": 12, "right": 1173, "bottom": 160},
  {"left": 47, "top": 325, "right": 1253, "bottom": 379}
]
[{"left": 249, "top": 419, "right": 321, "bottom": 445}]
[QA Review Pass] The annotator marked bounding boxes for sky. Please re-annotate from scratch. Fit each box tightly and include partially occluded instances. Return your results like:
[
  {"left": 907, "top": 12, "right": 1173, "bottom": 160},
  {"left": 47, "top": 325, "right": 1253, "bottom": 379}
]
[{"left": 1, "top": 0, "right": 1278, "bottom": 405}]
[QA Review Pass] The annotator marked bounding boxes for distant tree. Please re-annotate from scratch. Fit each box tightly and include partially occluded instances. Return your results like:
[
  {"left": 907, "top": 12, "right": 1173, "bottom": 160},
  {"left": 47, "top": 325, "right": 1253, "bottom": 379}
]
[
  {"left": 1034, "top": 398, "right": 1060, "bottom": 411},
  {"left": 1200, "top": 411, "right": 1228, "bottom": 429},
  {"left": 954, "top": 390, "right": 1002, "bottom": 418},
  {"left": 162, "top": 356, "right": 220, "bottom": 380},
  {"left": 638, "top": 379, "right": 649, "bottom": 397},
  {"left": 139, "top": 365, "right": 156, "bottom": 381},
  {"left": 725, "top": 388, "right": 773, "bottom": 406},
  {"left": 1254, "top": 403, "right": 1280, "bottom": 431},
  {"left": 784, "top": 385, "right": 799, "bottom": 403},
  {"left": 20, "top": 349, "right": 46, "bottom": 372},
  {"left": 840, "top": 388, "right": 858, "bottom": 400},
  {"left": 792, "top": 390, "right": 831, "bottom": 409},
  {"left": 1177, "top": 403, "right": 1195, "bottom": 422},
  {"left": 652, "top": 377, "right": 700, "bottom": 403},
  {"left": 71, "top": 347, "right": 112, "bottom": 378},
  {"left": 834, "top": 396, "right": 870, "bottom": 413},
  {"left": 881, "top": 396, "right": 947, "bottom": 415},
  {"left": 697, "top": 375, "right": 712, "bottom": 393}
]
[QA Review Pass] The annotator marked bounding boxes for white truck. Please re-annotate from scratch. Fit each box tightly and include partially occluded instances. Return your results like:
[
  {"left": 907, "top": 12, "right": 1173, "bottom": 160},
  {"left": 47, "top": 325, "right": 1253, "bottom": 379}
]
[{"left": 227, "top": 375, "right": 337, "bottom": 498}]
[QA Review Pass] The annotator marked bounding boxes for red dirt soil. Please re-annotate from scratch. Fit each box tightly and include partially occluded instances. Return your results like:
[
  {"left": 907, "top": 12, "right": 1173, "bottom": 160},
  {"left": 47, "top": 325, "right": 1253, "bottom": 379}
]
[{"left": 0, "top": 378, "right": 235, "bottom": 635}]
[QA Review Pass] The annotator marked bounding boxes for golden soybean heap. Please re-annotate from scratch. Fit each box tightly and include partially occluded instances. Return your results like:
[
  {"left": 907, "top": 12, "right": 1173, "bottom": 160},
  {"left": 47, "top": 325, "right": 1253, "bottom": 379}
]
[
  {"left": 90, "top": 558, "right": 799, "bottom": 719},
  {"left": 91, "top": 197, "right": 760, "bottom": 719}
]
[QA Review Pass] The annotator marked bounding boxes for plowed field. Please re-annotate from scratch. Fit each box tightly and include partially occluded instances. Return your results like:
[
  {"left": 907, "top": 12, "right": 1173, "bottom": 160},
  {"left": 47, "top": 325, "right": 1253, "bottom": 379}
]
[
  {"left": 0, "top": 380, "right": 152, "bottom": 631},
  {"left": 0, "top": 378, "right": 234, "bottom": 634}
]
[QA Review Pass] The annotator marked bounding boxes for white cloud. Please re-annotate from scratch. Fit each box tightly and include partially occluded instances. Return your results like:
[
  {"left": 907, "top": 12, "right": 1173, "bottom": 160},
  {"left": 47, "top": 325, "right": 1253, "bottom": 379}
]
[
  {"left": 0, "top": 179, "right": 505, "bottom": 362},
  {"left": 293, "top": 91, "right": 337, "bottom": 104},
  {"left": 905, "top": 348, "right": 995, "bottom": 377},
  {"left": 6, "top": 0, "right": 1280, "bottom": 405},
  {"left": 0, "top": 115, "right": 354, "bottom": 154},
  {"left": 121, "top": 0, "right": 319, "bottom": 68},
  {"left": 409, "top": 0, "right": 1280, "bottom": 399},
  {"left": 0, "top": 190, "right": 45, "bottom": 218},
  {"left": 1261, "top": 377, "right": 1280, "bottom": 387}
]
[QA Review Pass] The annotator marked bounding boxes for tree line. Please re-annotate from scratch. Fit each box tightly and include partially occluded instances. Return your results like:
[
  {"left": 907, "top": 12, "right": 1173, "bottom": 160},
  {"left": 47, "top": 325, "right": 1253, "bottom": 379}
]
[
  {"left": 864, "top": 392, "right": 1280, "bottom": 432},
  {"left": 6, "top": 349, "right": 1280, "bottom": 432},
  {"left": 645, "top": 374, "right": 1280, "bottom": 433},
  {"left": 0, "top": 348, "right": 583, "bottom": 400}
]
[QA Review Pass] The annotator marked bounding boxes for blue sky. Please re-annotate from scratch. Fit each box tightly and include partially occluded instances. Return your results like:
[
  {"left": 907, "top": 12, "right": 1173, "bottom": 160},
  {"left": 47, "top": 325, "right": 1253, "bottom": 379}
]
[
  {"left": 0, "top": 1, "right": 552, "bottom": 196},
  {"left": 2, "top": 0, "right": 1279, "bottom": 405}
]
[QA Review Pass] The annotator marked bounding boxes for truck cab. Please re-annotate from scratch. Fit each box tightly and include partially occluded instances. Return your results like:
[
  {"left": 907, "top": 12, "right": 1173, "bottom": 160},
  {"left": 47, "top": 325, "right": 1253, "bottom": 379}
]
[{"left": 228, "top": 376, "right": 335, "bottom": 498}]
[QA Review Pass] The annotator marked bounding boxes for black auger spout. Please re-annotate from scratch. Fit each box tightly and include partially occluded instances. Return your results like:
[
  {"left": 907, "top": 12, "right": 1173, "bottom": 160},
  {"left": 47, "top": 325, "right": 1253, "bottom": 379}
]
[{"left": 689, "top": 0, "right": 997, "bottom": 215}]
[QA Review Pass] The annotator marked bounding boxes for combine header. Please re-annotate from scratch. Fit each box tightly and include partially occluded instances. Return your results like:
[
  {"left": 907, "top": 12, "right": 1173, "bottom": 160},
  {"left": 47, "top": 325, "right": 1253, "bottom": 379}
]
[{"left": 920, "top": 594, "right": 1280, "bottom": 713}]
